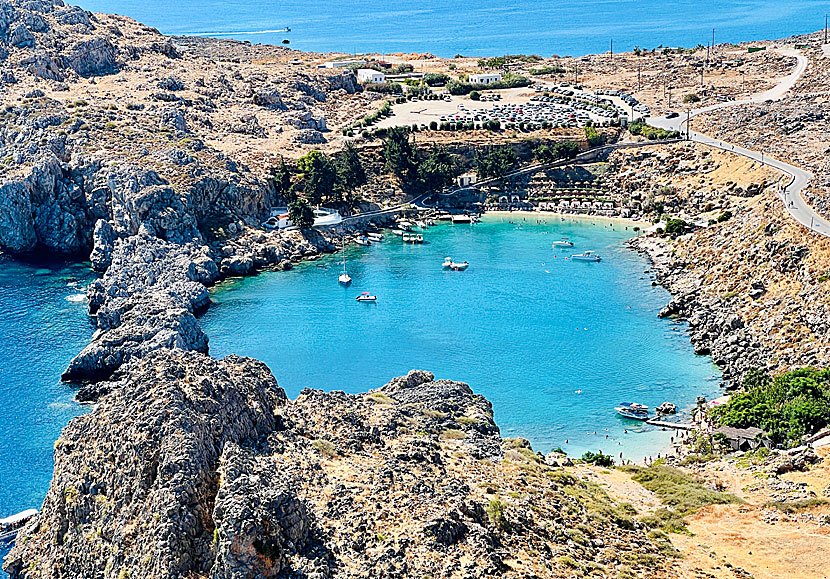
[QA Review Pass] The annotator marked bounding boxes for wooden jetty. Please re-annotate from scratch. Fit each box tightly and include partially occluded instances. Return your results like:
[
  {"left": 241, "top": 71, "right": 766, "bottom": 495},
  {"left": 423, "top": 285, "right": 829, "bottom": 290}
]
[{"left": 645, "top": 419, "right": 695, "bottom": 431}]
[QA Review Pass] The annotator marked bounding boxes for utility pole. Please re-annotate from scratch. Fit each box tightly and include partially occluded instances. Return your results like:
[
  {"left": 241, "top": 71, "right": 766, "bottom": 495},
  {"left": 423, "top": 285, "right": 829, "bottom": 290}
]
[
  {"left": 686, "top": 110, "right": 691, "bottom": 140},
  {"left": 712, "top": 29, "right": 715, "bottom": 55},
  {"left": 825, "top": 13, "right": 828, "bottom": 45},
  {"left": 637, "top": 63, "right": 641, "bottom": 91},
  {"left": 610, "top": 38, "right": 613, "bottom": 63}
]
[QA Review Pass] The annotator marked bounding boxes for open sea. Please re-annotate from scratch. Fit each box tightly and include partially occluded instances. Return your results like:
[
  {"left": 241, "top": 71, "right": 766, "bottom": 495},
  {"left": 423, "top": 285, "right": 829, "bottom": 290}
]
[
  {"left": 202, "top": 215, "right": 721, "bottom": 462},
  {"left": 76, "top": 0, "right": 823, "bottom": 57}
]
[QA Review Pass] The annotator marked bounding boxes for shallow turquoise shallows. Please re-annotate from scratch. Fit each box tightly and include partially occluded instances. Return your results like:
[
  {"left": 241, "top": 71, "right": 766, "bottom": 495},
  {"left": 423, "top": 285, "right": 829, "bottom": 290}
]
[
  {"left": 75, "top": 0, "right": 822, "bottom": 57},
  {"left": 202, "top": 215, "right": 721, "bottom": 462}
]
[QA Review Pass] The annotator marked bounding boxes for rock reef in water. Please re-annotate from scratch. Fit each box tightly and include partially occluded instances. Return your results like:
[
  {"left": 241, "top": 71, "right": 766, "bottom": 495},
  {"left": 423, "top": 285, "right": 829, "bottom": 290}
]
[{"left": 5, "top": 356, "right": 670, "bottom": 578}]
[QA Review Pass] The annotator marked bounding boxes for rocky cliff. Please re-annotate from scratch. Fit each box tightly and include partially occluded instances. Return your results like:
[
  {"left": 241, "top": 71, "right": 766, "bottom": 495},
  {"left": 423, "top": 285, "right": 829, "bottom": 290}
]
[{"left": 5, "top": 355, "right": 672, "bottom": 578}]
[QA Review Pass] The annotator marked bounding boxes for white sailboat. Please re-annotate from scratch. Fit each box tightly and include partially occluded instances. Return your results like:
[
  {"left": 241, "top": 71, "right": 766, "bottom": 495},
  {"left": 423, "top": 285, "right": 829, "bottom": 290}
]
[{"left": 338, "top": 260, "right": 352, "bottom": 285}]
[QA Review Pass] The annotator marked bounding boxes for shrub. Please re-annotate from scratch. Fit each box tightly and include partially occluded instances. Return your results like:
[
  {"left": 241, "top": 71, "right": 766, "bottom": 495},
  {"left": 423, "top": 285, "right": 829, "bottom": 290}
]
[
  {"left": 469, "top": 90, "right": 481, "bottom": 101},
  {"left": 486, "top": 499, "right": 511, "bottom": 531},
  {"left": 582, "top": 451, "right": 614, "bottom": 467},
  {"left": 311, "top": 438, "right": 337, "bottom": 457},
  {"left": 683, "top": 93, "right": 701, "bottom": 103},
  {"left": 429, "top": 120, "right": 438, "bottom": 130},
  {"left": 717, "top": 210, "right": 732, "bottom": 222}
]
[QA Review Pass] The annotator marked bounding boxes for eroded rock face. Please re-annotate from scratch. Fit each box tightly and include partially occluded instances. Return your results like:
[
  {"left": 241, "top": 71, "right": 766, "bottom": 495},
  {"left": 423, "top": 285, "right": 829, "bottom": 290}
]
[
  {"left": 62, "top": 234, "right": 218, "bottom": 383},
  {"left": 5, "top": 361, "right": 672, "bottom": 579},
  {"left": 5, "top": 351, "right": 287, "bottom": 579}
]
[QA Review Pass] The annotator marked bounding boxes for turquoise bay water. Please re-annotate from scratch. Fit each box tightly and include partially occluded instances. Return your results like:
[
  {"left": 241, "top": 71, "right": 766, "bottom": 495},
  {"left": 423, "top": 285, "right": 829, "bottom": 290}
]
[
  {"left": 0, "top": 257, "right": 94, "bottom": 567},
  {"left": 77, "top": 0, "right": 821, "bottom": 57},
  {"left": 203, "top": 215, "right": 720, "bottom": 461}
]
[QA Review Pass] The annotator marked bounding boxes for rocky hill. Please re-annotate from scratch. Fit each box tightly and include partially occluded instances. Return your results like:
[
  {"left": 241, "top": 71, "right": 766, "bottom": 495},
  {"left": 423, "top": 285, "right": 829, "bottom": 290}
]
[
  {"left": 4, "top": 355, "right": 672, "bottom": 579},
  {"left": 0, "top": 0, "right": 376, "bottom": 256}
]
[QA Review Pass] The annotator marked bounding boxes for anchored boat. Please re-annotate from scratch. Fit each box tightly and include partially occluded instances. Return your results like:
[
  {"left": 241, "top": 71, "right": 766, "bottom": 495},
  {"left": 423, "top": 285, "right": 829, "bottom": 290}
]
[
  {"left": 355, "top": 237, "right": 371, "bottom": 246},
  {"left": 552, "top": 238, "right": 574, "bottom": 248},
  {"left": 615, "top": 402, "right": 649, "bottom": 421},
  {"left": 338, "top": 260, "right": 351, "bottom": 285},
  {"left": 356, "top": 292, "right": 377, "bottom": 302},
  {"left": 442, "top": 257, "right": 469, "bottom": 270},
  {"left": 572, "top": 250, "right": 601, "bottom": 262}
]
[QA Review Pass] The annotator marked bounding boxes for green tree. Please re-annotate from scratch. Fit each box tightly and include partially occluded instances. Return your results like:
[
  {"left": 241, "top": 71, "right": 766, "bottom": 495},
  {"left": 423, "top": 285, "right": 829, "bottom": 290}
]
[
  {"left": 288, "top": 198, "right": 315, "bottom": 230},
  {"left": 335, "top": 142, "right": 367, "bottom": 192},
  {"left": 383, "top": 127, "right": 416, "bottom": 179},
  {"left": 418, "top": 146, "right": 462, "bottom": 190},
  {"left": 474, "top": 146, "right": 518, "bottom": 179},
  {"left": 271, "top": 158, "right": 295, "bottom": 202},
  {"left": 297, "top": 150, "right": 337, "bottom": 205},
  {"left": 583, "top": 126, "right": 603, "bottom": 147}
]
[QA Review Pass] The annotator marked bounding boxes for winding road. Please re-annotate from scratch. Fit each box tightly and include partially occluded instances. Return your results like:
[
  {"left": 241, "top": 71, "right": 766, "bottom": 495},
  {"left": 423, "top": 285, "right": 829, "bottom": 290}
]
[{"left": 648, "top": 49, "right": 830, "bottom": 236}]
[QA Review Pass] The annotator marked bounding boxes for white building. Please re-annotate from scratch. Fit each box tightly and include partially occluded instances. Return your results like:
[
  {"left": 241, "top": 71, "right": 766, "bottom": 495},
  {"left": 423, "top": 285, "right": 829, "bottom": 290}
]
[
  {"left": 469, "top": 73, "right": 502, "bottom": 85},
  {"left": 456, "top": 172, "right": 477, "bottom": 187},
  {"left": 356, "top": 69, "right": 386, "bottom": 84}
]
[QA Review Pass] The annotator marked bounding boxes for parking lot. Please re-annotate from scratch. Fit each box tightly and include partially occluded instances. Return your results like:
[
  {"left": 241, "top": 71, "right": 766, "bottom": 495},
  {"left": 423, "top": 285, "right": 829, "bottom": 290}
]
[{"left": 374, "top": 82, "right": 650, "bottom": 130}]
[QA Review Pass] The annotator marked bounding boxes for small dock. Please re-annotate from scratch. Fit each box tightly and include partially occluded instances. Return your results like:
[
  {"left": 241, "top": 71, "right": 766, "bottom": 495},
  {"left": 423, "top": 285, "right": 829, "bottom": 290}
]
[{"left": 645, "top": 419, "right": 695, "bottom": 431}]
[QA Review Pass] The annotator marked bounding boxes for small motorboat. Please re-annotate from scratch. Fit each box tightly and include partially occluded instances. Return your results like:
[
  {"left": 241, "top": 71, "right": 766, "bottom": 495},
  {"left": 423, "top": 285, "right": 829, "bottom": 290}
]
[
  {"left": 390, "top": 229, "right": 405, "bottom": 236},
  {"left": 367, "top": 232, "right": 383, "bottom": 242},
  {"left": 615, "top": 402, "right": 649, "bottom": 421},
  {"left": 572, "top": 250, "right": 601, "bottom": 262},
  {"left": 451, "top": 214, "right": 472, "bottom": 224},
  {"left": 338, "top": 260, "right": 351, "bottom": 285},
  {"left": 443, "top": 257, "right": 469, "bottom": 270},
  {"left": 397, "top": 220, "right": 414, "bottom": 231},
  {"left": 403, "top": 233, "right": 424, "bottom": 244},
  {"left": 355, "top": 237, "right": 371, "bottom": 246},
  {"left": 552, "top": 238, "right": 574, "bottom": 248},
  {"left": 356, "top": 292, "right": 377, "bottom": 302}
]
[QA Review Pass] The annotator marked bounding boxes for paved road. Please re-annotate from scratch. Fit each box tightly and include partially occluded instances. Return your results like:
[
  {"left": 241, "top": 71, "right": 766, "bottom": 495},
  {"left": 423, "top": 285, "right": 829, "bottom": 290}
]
[{"left": 648, "top": 50, "right": 830, "bottom": 236}]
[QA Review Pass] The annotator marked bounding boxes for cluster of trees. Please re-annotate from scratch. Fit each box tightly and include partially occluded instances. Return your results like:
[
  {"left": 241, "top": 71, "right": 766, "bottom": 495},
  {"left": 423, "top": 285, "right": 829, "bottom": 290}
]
[
  {"left": 272, "top": 143, "right": 368, "bottom": 223},
  {"left": 476, "top": 54, "right": 542, "bottom": 69},
  {"left": 529, "top": 64, "right": 567, "bottom": 76},
  {"left": 423, "top": 73, "right": 450, "bottom": 87},
  {"left": 533, "top": 141, "right": 580, "bottom": 163},
  {"left": 383, "top": 127, "right": 462, "bottom": 190},
  {"left": 710, "top": 368, "right": 830, "bottom": 447},
  {"left": 629, "top": 120, "right": 681, "bottom": 141},
  {"left": 474, "top": 146, "right": 519, "bottom": 179}
]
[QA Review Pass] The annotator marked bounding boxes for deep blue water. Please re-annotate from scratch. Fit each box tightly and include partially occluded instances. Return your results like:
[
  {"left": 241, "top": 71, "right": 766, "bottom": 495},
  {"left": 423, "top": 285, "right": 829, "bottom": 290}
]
[
  {"left": 202, "top": 215, "right": 721, "bottom": 462},
  {"left": 0, "top": 257, "right": 94, "bottom": 570},
  {"left": 76, "top": 0, "right": 822, "bottom": 57}
]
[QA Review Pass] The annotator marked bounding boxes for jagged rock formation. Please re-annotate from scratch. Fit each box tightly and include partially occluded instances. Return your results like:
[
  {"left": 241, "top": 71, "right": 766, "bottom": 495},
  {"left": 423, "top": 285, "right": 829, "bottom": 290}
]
[{"left": 5, "top": 357, "right": 671, "bottom": 578}]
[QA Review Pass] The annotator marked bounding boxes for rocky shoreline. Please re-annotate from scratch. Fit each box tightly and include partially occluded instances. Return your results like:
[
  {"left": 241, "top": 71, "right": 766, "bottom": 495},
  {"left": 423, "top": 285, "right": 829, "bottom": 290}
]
[{"left": 627, "top": 234, "right": 762, "bottom": 389}]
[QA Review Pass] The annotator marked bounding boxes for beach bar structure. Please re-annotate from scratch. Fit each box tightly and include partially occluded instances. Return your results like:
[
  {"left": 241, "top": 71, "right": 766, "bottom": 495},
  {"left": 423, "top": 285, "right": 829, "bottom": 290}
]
[{"left": 712, "top": 426, "right": 772, "bottom": 452}]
